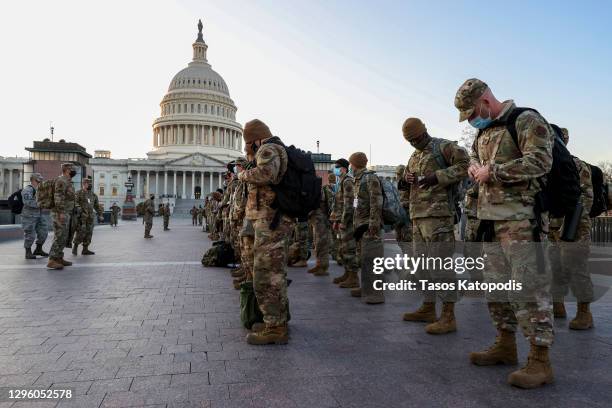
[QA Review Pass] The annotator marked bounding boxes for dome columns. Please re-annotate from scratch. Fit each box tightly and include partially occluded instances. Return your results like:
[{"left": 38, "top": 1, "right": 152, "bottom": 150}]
[{"left": 153, "top": 124, "right": 241, "bottom": 151}]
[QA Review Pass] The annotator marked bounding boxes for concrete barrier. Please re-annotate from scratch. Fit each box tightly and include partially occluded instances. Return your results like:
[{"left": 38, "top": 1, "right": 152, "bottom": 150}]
[{"left": 0, "top": 225, "right": 23, "bottom": 242}]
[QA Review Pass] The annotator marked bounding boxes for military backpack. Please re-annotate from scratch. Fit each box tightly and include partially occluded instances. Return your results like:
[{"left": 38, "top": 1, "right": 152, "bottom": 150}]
[
  {"left": 431, "top": 138, "right": 464, "bottom": 224},
  {"left": 587, "top": 163, "right": 608, "bottom": 218},
  {"left": 7, "top": 189, "right": 24, "bottom": 214},
  {"left": 36, "top": 179, "right": 56, "bottom": 210}
]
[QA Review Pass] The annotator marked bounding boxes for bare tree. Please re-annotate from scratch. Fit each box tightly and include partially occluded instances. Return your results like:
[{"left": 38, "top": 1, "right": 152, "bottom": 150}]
[
  {"left": 597, "top": 161, "right": 612, "bottom": 180},
  {"left": 459, "top": 125, "right": 477, "bottom": 150}
]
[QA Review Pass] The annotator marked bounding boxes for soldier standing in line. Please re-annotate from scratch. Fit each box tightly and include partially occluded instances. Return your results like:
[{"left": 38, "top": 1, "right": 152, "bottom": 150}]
[
  {"left": 394, "top": 164, "right": 412, "bottom": 253},
  {"left": 330, "top": 158, "right": 360, "bottom": 288},
  {"left": 47, "top": 163, "right": 76, "bottom": 270},
  {"left": 228, "top": 157, "right": 249, "bottom": 284},
  {"left": 288, "top": 220, "right": 309, "bottom": 267},
  {"left": 455, "top": 78, "right": 555, "bottom": 388},
  {"left": 400, "top": 117, "right": 469, "bottom": 334},
  {"left": 236, "top": 119, "right": 293, "bottom": 345},
  {"left": 307, "top": 180, "right": 332, "bottom": 276},
  {"left": 221, "top": 171, "right": 237, "bottom": 244},
  {"left": 162, "top": 203, "right": 171, "bottom": 231},
  {"left": 235, "top": 153, "right": 256, "bottom": 288},
  {"left": 22, "top": 173, "right": 49, "bottom": 259},
  {"left": 198, "top": 205, "right": 204, "bottom": 226},
  {"left": 190, "top": 206, "right": 198, "bottom": 226},
  {"left": 349, "top": 152, "right": 385, "bottom": 304},
  {"left": 110, "top": 202, "right": 121, "bottom": 227},
  {"left": 326, "top": 172, "right": 341, "bottom": 263},
  {"left": 72, "top": 176, "right": 104, "bottom": 255},
  {"left": 550, "top": 128, "right": 595, "bottom": 330},
  {"left": 143, "top": 194, "right": 155, "bottom": 239}
]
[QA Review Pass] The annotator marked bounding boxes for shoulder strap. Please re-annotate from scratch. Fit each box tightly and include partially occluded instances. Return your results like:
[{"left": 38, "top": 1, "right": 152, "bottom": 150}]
[{"left": 431, "top": 138, "right": 447, "bottom": 170}]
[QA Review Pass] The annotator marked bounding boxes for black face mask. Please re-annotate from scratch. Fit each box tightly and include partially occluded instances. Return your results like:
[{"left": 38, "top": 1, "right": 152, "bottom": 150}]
[
  {"left": 87, "top": 185, "right": 92, "bottom": 191},
  {"left": 251, "top": 142, "right": 259, "bottom": 154},
  {"left": 69, "top": 170, "right": 77, "bottom": 178},
  {"left": 150, "top": 196, "right": 155, "bottom": 200}
]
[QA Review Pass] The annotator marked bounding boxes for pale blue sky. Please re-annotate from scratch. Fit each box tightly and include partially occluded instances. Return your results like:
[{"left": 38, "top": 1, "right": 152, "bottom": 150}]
[{"left": 1, "top": 0, "right": 610, "bottom": 165}]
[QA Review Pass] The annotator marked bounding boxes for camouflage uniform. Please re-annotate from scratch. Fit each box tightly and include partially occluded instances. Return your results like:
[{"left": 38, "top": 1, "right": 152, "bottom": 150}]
[
  {"left": 198, "top": 206, "right": 204, "bottom": 226},
  {"left": 463, "top": 183, "right": 483, "bottom": 283},
  {"left": 470, "top": 101, "right": 555, "bottom": 347},
  {"left": 190, "top": 207, "right": 198, "bottom": 226},
  {"left": 238, "top": 137, "right": 293, "bottom": 328},
  {"left": 73, "top": 189, "right": 102, "bottom": 247},
  {"left": 221, "top": 178, "right": 237, "bottom": 241},
  {"left": 550, "top": 158, "right": 593, "bottom": 303},
  {"left": 405, "top": 137, "right": 469, "bottom": 303},
  {"left": 324, "top": 181, "right": 340, "bottom": 262},
  {"left": 394, "top": 165, "right": 412, "bottom": 252},
  {"left": 330, "top": 173, "right": 359, "bottom": 274},
  {"left": 308, "top": 185, "right": 332, "bottom": 272},
  {"left": 50, "top": 175, "right": 75, "bottom": 260},
  {"left": 288, "top": 221, "right": 309, "bottom": 265},
  {"left": 21, "top": 184, "right": 49, "bottom": 249},
  {"left": 143, "top": 198, "right": 155, "bottom": 237},
  {"left": 162, "top": 205, "right": 171, "bottom": 230},
  {"left": 230, "top": 176, "right": 248, "bottom": 267},
  {"left": 352, "top": 168, "right": 385, "bottom": 302},
  {"left": 110, "top": 204, "right": 121, "bottom": 226}
]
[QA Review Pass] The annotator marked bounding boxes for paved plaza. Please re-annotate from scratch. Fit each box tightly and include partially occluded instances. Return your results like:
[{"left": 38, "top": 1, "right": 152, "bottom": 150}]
[{"left": 0, "top": 218, "right": 611, "bottom": 408}]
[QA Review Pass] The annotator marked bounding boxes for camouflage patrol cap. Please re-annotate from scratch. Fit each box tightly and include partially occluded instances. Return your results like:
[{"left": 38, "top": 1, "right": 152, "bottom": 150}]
[
  {"left": 30, "top": 172, "right": 43, "bottom": 182},
  {"left": 395, "top": 164, "right": 406, "bottom": 177},
  {"left": 560, "top": 128, "right": 569, "bottom": 145},
  {"left": 327, "top": 172, "right": 336, "bottom": 184},
  {"left": 454, "top": 78, "right": 489, "bottom": 122}
]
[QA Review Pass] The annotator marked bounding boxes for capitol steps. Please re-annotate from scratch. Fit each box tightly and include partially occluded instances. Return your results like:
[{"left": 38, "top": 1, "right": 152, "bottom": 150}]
[{"left": 172, "top": 199, "right": 206, "bottom": 217}]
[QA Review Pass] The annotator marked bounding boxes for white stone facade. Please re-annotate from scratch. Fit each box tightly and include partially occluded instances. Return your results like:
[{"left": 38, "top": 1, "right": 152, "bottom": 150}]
[
  {"left": 0, "top": 157, "right": 27, "bottom": 199},
  {"left": 91, "top": 21, "right": 242, "bottom": 210}
]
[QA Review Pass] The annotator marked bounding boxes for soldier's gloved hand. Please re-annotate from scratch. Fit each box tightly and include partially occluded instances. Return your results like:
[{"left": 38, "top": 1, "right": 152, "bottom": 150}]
[{"left": 418, "top": 173, "right": 438, "bottom": 189}]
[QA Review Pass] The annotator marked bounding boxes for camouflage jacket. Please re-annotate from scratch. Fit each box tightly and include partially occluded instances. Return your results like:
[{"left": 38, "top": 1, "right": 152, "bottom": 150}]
[
  {"left": 110, "top": 205, "right": 121, "bottom": 216},
  {"left": 321, "top": 184, "right": 334, "bottom": 217},
  {"left": 230, "top": 179, "right": 248, "bottom": 222},
  {"left": 162, "top": 206, "right": 171, "bottom": 219},
  {"left": 75, "top": 189, "right": 102, "bottom": 219},
  {"left": 53, "top": 175, "right": 75, "bottom": 214},
  {"left": 464, "top": 183, "right": 479, "bottom": 219},
  {"left": 404, "top": 137, "right": 469, "bottom": 219},
  {"left": 470, "top": 101, "right": 554, "bottom": 220},
  {"left": 352, "top": 169, "right": 383, "bottom": 230},
  {"left": 21, "top": 185, "right": 40, "bottom": 216},
  {"left": 221, "top": 178, "right": 237, "bottom": 218},
  {"left": 238, "top": 138, "right": 288, "bottom": 220},
  {"left": 143, "top": 199, "right": 155, "bottom": 217}
]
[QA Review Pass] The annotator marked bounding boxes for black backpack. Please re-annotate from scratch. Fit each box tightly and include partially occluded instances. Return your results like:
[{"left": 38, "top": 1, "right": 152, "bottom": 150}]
[
  {"left": 431, "top": 138, "right": 466, "bottom": 224},
  {"left": 588, "top": 164, "right": 608, "bottom": 218},
  {"left": 8, "top": 189, "right": 24, "bottom": 215},
  {"left": 265, "top": 138, "right": 322, "bottom": 226},
  {"left": 480, "top": 108, "right": 581, "bottom": 219}
]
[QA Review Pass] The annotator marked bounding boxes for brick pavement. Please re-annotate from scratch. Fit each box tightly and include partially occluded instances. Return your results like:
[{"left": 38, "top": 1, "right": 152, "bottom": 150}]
[{"left": 0, "top": 218, "right": 610, "bottom": 407}]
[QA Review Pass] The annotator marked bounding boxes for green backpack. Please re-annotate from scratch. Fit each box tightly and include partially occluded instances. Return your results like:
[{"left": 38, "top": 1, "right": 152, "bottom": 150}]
[{"left": 36, "top": 178, "right": 56, "bottom": 209}]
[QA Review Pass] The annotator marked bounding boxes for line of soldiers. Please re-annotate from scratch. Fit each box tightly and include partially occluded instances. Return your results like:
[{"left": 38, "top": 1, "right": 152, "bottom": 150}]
[{"left": 204, "top": 78, "right": 606, "bottom": 390}]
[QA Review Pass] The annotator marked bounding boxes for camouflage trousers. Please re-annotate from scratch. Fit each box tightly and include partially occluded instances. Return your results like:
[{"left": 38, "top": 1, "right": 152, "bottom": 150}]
[
  {"left": 338, "top": 226, "right": 359, "bottom": 273},
  {"left": 192, "top": 215, "right": 198, "bottom": 226},
  {"left": 67, "top": 212, "right": 78, "bottom": 247},
  {"left": 198, "top": 215, "right": 203, "bottom": 226},
  {"left": 308, "top": 209, "right": 331, "bottom": 268},
  {"left": 73, "top": 214, "right": 94, "bottom": 246},
  {"left": 110, "top": 213, "right": 118, "bottom": 226},
  {"left": 144, "top": 215, "right": 153, "bottom": 236},
  {"left": 411, "top": 216, "right": 457, "bottom": 303},
  {"left": 463, "top": 217, "right": 484, "bottom": 282},
  {"left": 163, "top": 216, "right": 170, "bottom": 230},
  {"left": 240, "top": 219, "right": 255, "bottom": 280},
  {"left": 358, "top": 230, "right": 385, "bottom": 299},
  {"left": 394, "top": 220, "right": 412, "bottom": 254},
  {"left": 253, "top": 215, "right": 294, "bottom": 327},
  {"left": 50, "top": 211, "right": 70, "bottom": 259},
  {"left": 330, "top": 226, "right": 340, "bottom": 261},
  {"left": 289, "top": 221, "right": 309, "bottom": 264},
  {"left": 223, "top": 214, "right": 231, "bottom": 242},
  {"left": 22, "top": 212, "right": 49, "bottom": 249},
  {"left": 483, "top": 219, "right": 553, "bottom": 347},
  {"left": 549, "top": 218, "right": 594, "bottom": 303},
  {"left": 230, "top": 218, "right": 243, "bottom": 263}
]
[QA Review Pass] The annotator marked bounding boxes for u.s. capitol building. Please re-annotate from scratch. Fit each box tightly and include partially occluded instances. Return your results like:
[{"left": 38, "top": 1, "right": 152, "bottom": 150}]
[{"left": 91, "top": 20, "right": 243, "bottom": 210}]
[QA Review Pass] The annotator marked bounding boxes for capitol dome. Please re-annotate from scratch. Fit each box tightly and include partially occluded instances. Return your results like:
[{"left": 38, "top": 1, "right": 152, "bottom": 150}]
[{"left": 148, "top": 20, "right": 243, "bottom": 161}]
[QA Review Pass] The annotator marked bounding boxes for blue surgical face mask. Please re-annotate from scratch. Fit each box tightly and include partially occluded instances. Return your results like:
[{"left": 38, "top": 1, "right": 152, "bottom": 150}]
[
  {"left": 333, "top": 167, "right": 342, "bottom": 177},
  {"left": 468, "top": 104, "right": 493, "bottom": 130}
]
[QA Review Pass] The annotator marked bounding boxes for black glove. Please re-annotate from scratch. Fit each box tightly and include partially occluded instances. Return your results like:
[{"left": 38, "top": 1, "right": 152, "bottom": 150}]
[{"left": 418, "top": 173, "right": 438, "bottom": 189}]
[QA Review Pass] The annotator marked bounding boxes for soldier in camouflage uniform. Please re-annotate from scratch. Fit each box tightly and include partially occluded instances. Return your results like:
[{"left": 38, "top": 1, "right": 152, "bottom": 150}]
[
  {"left": 349, "top": 152, "right": 385, "bottom": 304},
  {"left": 307, "top": 181, "right": 332, "bottom": 276},
  {"left": 221, "top": 172, "right": 237, "bottom": 242},
  {"left": 550, "top": 129, "right": 594, "bottom": 330},
  {"left": 456, "top": 78, "right": 555, "bottom": 388},
  {"left": 143, "top": 194, "right": 155, "bottom": 238},
  {"left": 22, "top": 173, "right": 49, "bottom": 259},
  {"left": 110, "top": 202, "right": 121, "bottom": 226},
  {"left": 198, "top": 205, "right": 204, "bottom": 226},
  {"left": 162, "top": 203, "right": 171, "bottom": 231},
  {"left": 288, "top": 221, "right": 309, "bottom": 267},
  {"left": 237, "top": 155, "right": 256, "bottom": 285},
  {"left": 463, "top": 182, "right": 484, "bottom": 286},
  {"left": 72, "top": 177, "right": 104, "bottom": 255},
  {"left": 237, "top": 119, "right": 293, "bottom": 345},
  {"left": 394, "top": 165, "right": 412, "bottom": 253},
  {"left": 228, "top": 157, "right": 249, "bottom": 284},
  {"left": 400, "top": 118, "right": 469, "bottom": 334},
  {"left": 190, "top": 206, "right": 198, "bottom": 226},
  {"left": 209, "top": 190, "right": 223, "bottom": 240},
  {"left": 326, "top": 173, "right": 340, "bottom": 263},
  {"left": 47, "top": 163, "right": 76, "bottom": 270},
  {"left": 330, "top": 158, "right": 360, "bottom": 288}
]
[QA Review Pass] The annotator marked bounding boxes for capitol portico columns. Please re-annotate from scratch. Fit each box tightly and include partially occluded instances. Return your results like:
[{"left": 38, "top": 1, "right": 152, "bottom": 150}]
[
  {"left": 164, "top": 171, "right": 168, "bottom": 195},
  {"left": 200, "top": 172, "right": 204, "bottom": 196},
  {"left": 136, "top": 171, "right": 141, "bottom": 198},
  {"left": 173, "top": 172, "right": 177, "bottom": 197}
]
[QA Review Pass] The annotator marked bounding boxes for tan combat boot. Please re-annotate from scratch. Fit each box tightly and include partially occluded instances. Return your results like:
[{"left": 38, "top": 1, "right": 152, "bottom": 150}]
[
  {"left": 307, "top": 261, "right": 320, "bottom": 274},
  {"left": 569, "top": 302, "right": 593, "bottom": 330},
  {"left": 402, "top": 302, "right": 436, "bottom": 323},
  {"left": 508, "top": 344, "right": 554, "bottom": 388},
  {"left": 72, "top": 244, "right": 78, "bottom": 256},
  {"left": 46, "top": 258, "right": 64, "bottom": 270},
  {"left": 339, "top": 271, "right": 359, "bottom": 288},
  {"left": 470, "top": 330, "right": 518, "bottom": 366},
  {"left": 553, "top": 302, "right": 567, "bottom": 318},
  {"left": 250, "top": 322, "right": 265, "bottom": 332},
  {"left": 291, "top": 260, "right": 308, "bottom": 268},
  {"left": 333, "top": 270, "right": 349, "bottom": 284},
  {"left": 246, "top": 324, "right": 289, "bottom": 345},
  {"left": 313, "top": 264, "right": 329, "bottom": 276},
  {"left": 231, "top": 268, "right": 244, "bottom": 278},
  {"left": 425, "top": 302, "right": 457, "bottom": 334},
  {"left": 60, "top": 258, "right": 73, "bottom": 266},
  {"left": 350, "top": 287, "right": 361, "bottom": 297}
]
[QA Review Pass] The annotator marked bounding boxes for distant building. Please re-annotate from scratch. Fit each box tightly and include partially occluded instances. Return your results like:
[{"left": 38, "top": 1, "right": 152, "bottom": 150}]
[
  {"left": 310, "top": 152, "right": 335, "bottom": 184},
  {"left": 369, "top": 164, "right": 401, "bottom": 182},
  {"left": 0, "top": 157, "right": 27, "bottom": 200}
]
